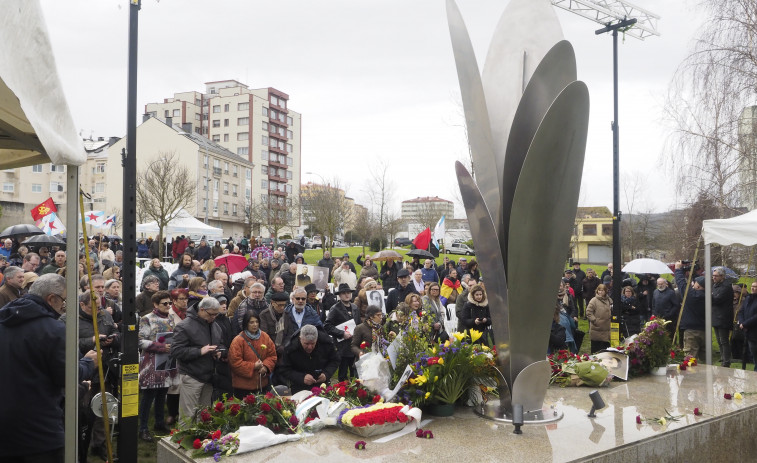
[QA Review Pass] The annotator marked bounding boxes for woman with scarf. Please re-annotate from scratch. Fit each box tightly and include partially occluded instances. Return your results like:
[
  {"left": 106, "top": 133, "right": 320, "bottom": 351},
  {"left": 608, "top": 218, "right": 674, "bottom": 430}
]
[
  {"left": 586, "top": 283, "right": 612, "bottom": 353},
  {"left": 186, "top": 276, "right": 208, "bottom": 309},
  {"left": 137, "top": 290, "right": 178, "bottom": 442},
  {"left": 620, "top": 285, "right": 641, "bottom": 337},
  {"left": 352, "top": 306, "right": 385, "bottom": 358},
  {"left": 229, "top": 310, "right": 277, "bottom": 398},
  {"left": 422, "top": 281, "right": 448, "bottom": 342},
  {"left": 461, "top": 283, "right": 492, "bottom": 346},
  {"left": 440, "top": 268, "right": 462, "bottom": 307},
  {"left": 411, "top": 269, "right": 426, "bottom": 295}
]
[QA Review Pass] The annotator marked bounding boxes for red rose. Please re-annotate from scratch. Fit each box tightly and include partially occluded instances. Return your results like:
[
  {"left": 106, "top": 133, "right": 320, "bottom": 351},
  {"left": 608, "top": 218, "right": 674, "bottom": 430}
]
[
  {"left": 193, "top": 438, "right": 202, "bottom": 449},
  {"left": 680, "top": 364, "right": 687, "bottom": 371},
  {"left": 256, "top": 414, "right": 267, "bottom": 425},
  {"left": 211, "top": 430, "right": 222, "bottom": 440},
  {"left": 214, "top": 402, "right": 225, "bottom": 412},
  {"left": 670, "top": 351, "right": 676, "bottom": 359},
  {"left": 372, "top": 394, "right": 381, "bottom": 404},
  {"left": 289, "top": 415, "right": 300, "bottom": 426},
  {"left": 694, "top": 407, "right": 702, "bottom": 416},
  {"left": 360, "top": 342, "right": 367, "bottom": 349},
  {"left": 635, "top": 415, "right": 642, "bottom": 424},
  {"left": 424, "top": 430, "right": 434, "bottom": 439},
  {"left": 398, "top": 412, "right": 408, "bottom": 423},
  {"left": 357, "top": 388, "right": 367, "bottom": 399},
  {"left": 724, "top": 393, "right": 732, "bottom": 400},
  {"left": 337, "top": 387, "right": 346, "bottom": 396},
  {"left": 243, "top": 394, "right": 256, "bottom": 405},
  {"left": 275, "top": 401, "right": 282, "bottom": 410},
  {"left": 200, "top": 409, "right": 212, "bottom": 423},
  {"left": 265, "top": 392, "right": 275, "bottom": 399},
  {"left": 261, "top": 403, "right": 272, "bottom": 412},
  {"left": 416, "top": 429, "right": 424, "bottom": 438},
  {"left": 229, "top": 404, "right": 241, "bottom": 416}
]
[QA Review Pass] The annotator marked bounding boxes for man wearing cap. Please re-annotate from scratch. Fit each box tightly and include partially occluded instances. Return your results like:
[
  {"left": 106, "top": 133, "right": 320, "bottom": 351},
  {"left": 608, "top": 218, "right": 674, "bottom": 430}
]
[
  {"left": 711, "top": 267, "right": 734, "bottom": 367},
  {"left": 259, "top": 291, "right": 291, "bottom": 345},
  {"left": 211, "top": 293, "right": 234, "bottom": 400},
  {"left": 0, "top": 267, "right": 24, "bottom": 308},
  {"left": 341, "top": 253, "right": 356, "bottom": 274},
  {"left": 386, "top": 268, "right": 419, "bottom": 313},
  {"left": 675, "top": 261, "right": 707, "bottom": 361},
  {"left": 325, "top": 283, "right": 361, "bottom": 381},
  {"left": 456, "top": 257, "right": 468, "bottom": 278}
]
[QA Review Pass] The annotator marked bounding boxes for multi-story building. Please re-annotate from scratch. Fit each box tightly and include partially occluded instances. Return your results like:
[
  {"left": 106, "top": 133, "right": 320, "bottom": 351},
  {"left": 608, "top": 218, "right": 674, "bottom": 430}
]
[
  {"left": 570, "top": 206, "right": 613, "bottom": 264},
  {"left": 401, "top": 196, "right": 455, "bottom": 223},
  {"left": 145, "top": 80, "right": 302, "bottom": 237},
  {"left": 299, "top": 182, "right": 361, "bottom": 239},
  {"left": 105, "top": 116, "right": 254, "bottom": 239}
]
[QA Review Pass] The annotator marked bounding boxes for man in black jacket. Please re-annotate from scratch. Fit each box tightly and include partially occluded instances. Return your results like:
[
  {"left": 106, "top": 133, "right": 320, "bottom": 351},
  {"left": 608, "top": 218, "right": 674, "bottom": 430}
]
[
  {"left": 386, "top": 268, "right": 419, "bottom": 313},
  {"left": 171, "top": 297, "right": 225, "bottom": 420},
  {"left": 325, "top": 283, "right": 361, "bottom": 381},
  {"left": 276, "top": 324, "right": 339, "bottom": 393},
  {"left": 0, "top": 274, "right": 96, "bottom": 462},
  {"left": 712, "top": 267, "right": 734, "bottom": 367},
  {"left": 676, "top": 263, "right": 707, "bottom": 361}
]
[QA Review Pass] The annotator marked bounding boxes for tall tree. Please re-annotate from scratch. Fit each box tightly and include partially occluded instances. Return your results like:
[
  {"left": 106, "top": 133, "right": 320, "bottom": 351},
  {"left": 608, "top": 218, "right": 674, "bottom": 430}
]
[
  {"left": 665, "top": 0, "right": 757, "bottom": 214},
  {"left": 366, "top": 159, "right": 394, "bottom": 249},
  {"left": 350, "top": 207, "right": 374, "bottom": 255},
  {"left": 241, "top": 194, "right": 300, "bottom": 243},
  {"left": 136, "top": 152, "right": 194, "bottom": 259},
  {"left": 301, "top": 178, "right": 353, "bottom": 256}
]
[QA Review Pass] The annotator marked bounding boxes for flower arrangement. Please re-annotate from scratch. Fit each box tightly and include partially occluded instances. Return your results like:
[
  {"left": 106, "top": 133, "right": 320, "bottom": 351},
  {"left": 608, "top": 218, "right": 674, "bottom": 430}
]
[
  {"left": 620, "top": 317, "right": 682, "bottom": 376},
  {"left": 391, "top": 310, "right": 442, "bottom": 384},
  {"left": 338, "top": 402, "right": 413, "bottom": 437},
  {"left": 400, "top": 330, "right": 496, "bottom": 407},
  {"left": 307, "top": 379, "right": 381, "bottom": 408},
  {"left": 170, "top": 391, "right": 299, "bottom": 458}
]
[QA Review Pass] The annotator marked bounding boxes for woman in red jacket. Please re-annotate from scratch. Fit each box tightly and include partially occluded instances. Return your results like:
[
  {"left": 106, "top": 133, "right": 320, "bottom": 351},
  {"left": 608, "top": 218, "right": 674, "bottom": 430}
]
[{"left": 228, "top": 311, "right": 278, "bottom": 398}]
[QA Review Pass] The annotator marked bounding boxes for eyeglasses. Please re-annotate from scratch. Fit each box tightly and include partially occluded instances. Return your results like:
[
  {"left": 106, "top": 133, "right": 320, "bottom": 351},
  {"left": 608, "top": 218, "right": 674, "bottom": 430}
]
[
  {"left": 175, "top": 297, "right": 188, "bottom": 301},
  {"left": 51, "top": 294, "right": 66, "bottom": 307},
  {"left": 294, "top": 297, "right": 306, "bottom": 301},
  {"left": 159, "top": 301, "right": 171, "bottom": 306},
  {"left": 202, "top": 309, "right": 220, "bottom": 318}
]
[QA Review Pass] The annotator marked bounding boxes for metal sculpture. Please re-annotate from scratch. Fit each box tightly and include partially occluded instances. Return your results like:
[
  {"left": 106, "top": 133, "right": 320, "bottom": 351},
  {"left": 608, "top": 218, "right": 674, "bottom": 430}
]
[{"left": 447, "top": 0, "right": 590, "bottom": 422}]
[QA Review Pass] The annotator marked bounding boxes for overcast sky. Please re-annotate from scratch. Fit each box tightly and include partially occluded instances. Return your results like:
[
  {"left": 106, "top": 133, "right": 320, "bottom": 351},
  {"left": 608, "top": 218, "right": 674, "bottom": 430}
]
[{"left": 40, "top": 0, "right": 705, "bottom": 217}]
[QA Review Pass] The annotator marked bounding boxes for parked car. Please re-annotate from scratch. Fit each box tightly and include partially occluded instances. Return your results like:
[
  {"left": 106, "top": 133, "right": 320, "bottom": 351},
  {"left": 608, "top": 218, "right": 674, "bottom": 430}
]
[
  {"left": 445, "top": 242, "right": 475, "bottom": 256},
  {"left": 311, "top": 236, "right": 322, "bottom": 249},
  {"left": 394, "top": 237, "right": 413, "bottom": 247}
]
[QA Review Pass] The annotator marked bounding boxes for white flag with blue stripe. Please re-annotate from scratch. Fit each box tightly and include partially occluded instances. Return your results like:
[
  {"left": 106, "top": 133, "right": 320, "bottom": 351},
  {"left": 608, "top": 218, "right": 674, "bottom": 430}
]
[{"left": 432, "top": 215, "right": 445, "bottom": 249}]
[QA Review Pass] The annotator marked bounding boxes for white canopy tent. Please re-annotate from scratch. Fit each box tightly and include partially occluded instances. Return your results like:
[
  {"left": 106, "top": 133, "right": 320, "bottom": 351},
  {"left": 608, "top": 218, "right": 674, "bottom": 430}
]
[
  {"left": 1, "top": 2, "right": 87, "bottom": 462},
  {"left": 702, "top": 209, "right": 757, "bottom": 365},
  {"left": 137, "top": 208, "right": 223, "bottom": 240}
]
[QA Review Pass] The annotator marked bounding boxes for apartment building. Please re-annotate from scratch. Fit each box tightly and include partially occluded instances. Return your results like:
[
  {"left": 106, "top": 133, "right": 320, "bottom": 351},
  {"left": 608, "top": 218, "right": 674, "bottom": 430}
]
[
  {"left": 144, "top": 80, "right": 302, "bottom": 237},
  {"left": 401, "top": 196, "right": 454, "bottom": 222}
]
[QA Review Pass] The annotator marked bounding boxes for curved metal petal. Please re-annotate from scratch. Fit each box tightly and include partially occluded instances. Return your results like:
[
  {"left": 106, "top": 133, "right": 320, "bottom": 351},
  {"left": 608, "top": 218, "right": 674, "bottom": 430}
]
[
  {"left": 482, "top": 0, "right": 564, "bottom": 202},
  {"left": 507, "top": 81, "right": 590, "bottom": 380},
  {"left": 445, "top": 0, "right": 502, "bottom": 245},
  {"left": 511, "top": 360, "right": 552, "bottom": 413},
  {"left": 455, "top": 161, "right": 511, "bottom": 388},
  {"left": 500, "top": 40, "right": 577, "bottom": 273}
]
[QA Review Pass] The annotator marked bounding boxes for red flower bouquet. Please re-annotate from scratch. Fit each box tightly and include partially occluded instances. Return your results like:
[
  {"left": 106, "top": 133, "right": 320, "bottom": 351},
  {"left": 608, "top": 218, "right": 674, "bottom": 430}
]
[{"left": 339, "top": 403, "right": 415, "bottom": 437}]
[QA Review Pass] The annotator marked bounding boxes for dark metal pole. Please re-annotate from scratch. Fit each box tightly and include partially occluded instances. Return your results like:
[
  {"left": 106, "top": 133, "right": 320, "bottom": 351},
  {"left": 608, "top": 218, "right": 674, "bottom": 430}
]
[{"left": 119, "top": 1, "right": 140, "bottom": 461}]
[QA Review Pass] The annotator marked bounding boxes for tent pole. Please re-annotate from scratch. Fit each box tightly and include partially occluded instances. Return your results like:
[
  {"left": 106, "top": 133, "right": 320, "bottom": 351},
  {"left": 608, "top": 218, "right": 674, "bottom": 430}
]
[
  {"left": 65, "top": 166, "right": 79, "bottom": 463},
  {"left": 705, "top": 244, "right": 712, "bottom": 365}
]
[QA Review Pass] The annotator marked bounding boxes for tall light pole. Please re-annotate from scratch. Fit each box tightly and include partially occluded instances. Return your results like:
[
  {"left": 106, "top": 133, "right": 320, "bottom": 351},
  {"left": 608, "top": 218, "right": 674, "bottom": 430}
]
[{"left": 552, "top": 0, "right": 659, "bottom": 343}]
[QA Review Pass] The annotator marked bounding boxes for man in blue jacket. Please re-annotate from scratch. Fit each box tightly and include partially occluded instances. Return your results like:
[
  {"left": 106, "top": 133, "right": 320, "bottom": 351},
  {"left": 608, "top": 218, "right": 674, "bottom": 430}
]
[
  {"left": 675, "top": 262, "right": 707, "bottom": 361},
  {"left": 0, "top": 274, "right": 97, "bottom": 462}
]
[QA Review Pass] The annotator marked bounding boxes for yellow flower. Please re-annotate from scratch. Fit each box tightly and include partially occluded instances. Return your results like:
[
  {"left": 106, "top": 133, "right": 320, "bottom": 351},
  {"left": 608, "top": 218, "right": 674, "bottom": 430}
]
[
  {"left": 283, "top": 410, "right": 292, "bottom": 418},
  {"left": 438, "top": 358, "right": 444, "bottom": 365},
  {"left": 735, "top": 392, "right": 743, "bottom": 400},
  {"left": 425, "top": 392, "right": 431, "bottom": 399},
  {"left": 434, "top": 376, "right": 439, "bottom": 382},
  {"left": 413, "top": 375, "right": 428, "bottom": 386},
  {"left": 481, "top": 345, "right": 490, "bottom": 351},
  {"left": 260, "top": 344, "right": 267, "bottom": 349},
  {"left": 432, "top": 346, "right": 437, "bottom": 354},
  {"left": 444, "top": 340, "right": 450, "bottom": 348},
  {"left": 659, "top": 418, "right": 666, "bottom": 426},
  {"left": 452, "top": 332, "right": 466, "bottom": 342},
  {"left": 470, "top": 329, "right": 483, "bottom": 343}
]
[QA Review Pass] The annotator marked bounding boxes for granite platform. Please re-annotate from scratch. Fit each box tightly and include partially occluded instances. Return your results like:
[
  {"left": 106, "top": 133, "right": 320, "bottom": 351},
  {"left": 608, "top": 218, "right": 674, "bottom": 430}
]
[{"left": 158, "top": 365, "right": 757, "bottom": 462}]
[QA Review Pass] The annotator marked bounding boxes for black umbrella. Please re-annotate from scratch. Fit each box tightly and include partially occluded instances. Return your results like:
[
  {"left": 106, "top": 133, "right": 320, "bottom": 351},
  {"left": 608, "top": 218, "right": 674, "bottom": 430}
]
[
  {"left": 0, "top": 224, "right": 45, "bottom": 240},
  {"left": 105, "top": 235, "right": 122, "bottom": 241},
  {"left": 21, "top": 234, "right": 66, "bottom": 249},
  {"left": 406, "top": 248, "right": 435, "bottom": 259}
]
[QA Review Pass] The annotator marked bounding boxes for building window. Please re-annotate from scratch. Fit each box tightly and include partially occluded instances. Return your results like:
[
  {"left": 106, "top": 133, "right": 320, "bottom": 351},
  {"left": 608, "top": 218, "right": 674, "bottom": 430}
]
[
  {"left": 246, "top": 187, "right": 251, "bottom": 198},
  {"left": 202, "top": 177, "right": 208, "bottom": 190},
  {"left": 278, "top": 113, "right": 285, "bottom": 122},
  {"left": 278, "top": 126, "right": 285, "bottom": 136},
  {"left": 286, "top": 156, "right": 293, "bottom": 166},
  {"left": 96, "top": 162, "right": 106, "bottom": 173},
  {"left": 224, "top": 134, "right": 229, "bottom": 142},
  {"left": 2, "top": 182, "right": 14, "bottom": 192},
  {"left": 224, "top": 119, "right": 229, "bottom": 127},
  {"left": 287, "top": 129, "right": 293, "bottom": 139},
  {"left": 262, "top": 135, "right": 268, "bottom": 145},
  {"left": 237, "top": 132, "right": 249, "bottom": 141},
  {"left": 286, "top": 184, "right": 292, "bottom": 193},
  {"left": 246, "top": 168, "right": 251, "bottom": 180},
  {"left": 214, "top": 180, "right": 219, "bottom": 191},
  {"left": 223, "top": 202, "right": 229, "bottom": 215},
  {"left": 269, "top": 138, "right": 277, "bottom": 148},
  {"left": 213, "top": 105, "right": 221, "bottom": 113},
  {"left": 50, "top": 165, "right": 65, "bottom": 173},
  {"left": 213, "top": 159, "right": 220, "bottom": 169},
  {"left": 238, "top": 117, "right": 249, "bottom": 126},
  {"left": 262, "top": 121, "right": 268, "bottom": 131},
  {"left": 237, "top": 147, "right": 248, "bottom": 156},
  {"left": 261, "top": 150, "right": 268, "bottom": 161},
  {"left": 271, "top": 96, "right": 278, "bottom": 106},
  {"left": 238, "top": 102, "right": 249, "bottom": 111},
  {"left": 286, "top": 143, "right": 293, "bottom": 153},
  {"left": 212, "top": 120, "right": 220, "bottom": 128},
  {"left": 224, "top": 162, "right": 229, "bottom": 174},
  {"left": 32, "top": 164, "right": 43, "bottom": 173},
  {"left": 172, "top": 109, "right": 180, "bottom": 117},
  {"left": 224, "top": 104, "right": 229, "bottom": 112},
  {"left": 203, "top": 155, "right": 209, "bottom": 168},
  {"left": 583, "top": 224, "right": 597, "bottom": 236},
  {"left": 601, "top": 224, "right": 613, "bottom": 235},
  {"left": 280, "top": 99, "right": 287, "bottom": 109},
  {"left": 213, "top": 200, "right": 218, "bottom": 213},
  {"left": 286, "top": 170, "right": 293, "bottom": 180},
  {"left": 212, "top": 135, "right": 221, "bottom": 142},
  {"left": 232, "top": 165, "right": 238, "bottom": 177},
  {"left": 49, "top": 182, "right": 63, "bottom": 192},
  {"left": 262, "top": 165, "right": 268, "bottom": 175},
  {"left": 223, "top": 182, "right": 229, "bottom": 194},
  {"left": 203, "top": 199, "right": 208, "bottom": 212},
  {"left": 31, "top": 183, "right": 42, "bottom": 193},
  {"left": 164, "top": 110, "right": 170, "bottom": 118},
  {"left": 94, "top": 183, "right": 105, "bottom": 193},
  {"left": 287, "top": 116, "right": 293, "bottom": 125},
  {"left": 232, "top": 204, "right": 238, "bottom": 216},
  {"left": 261, "top": 179, "right": 268, "bottom": 189},
  {"left": 262, "top": 107, "right": 268, "bottom": 117},
  {"left": 195, "top": 113, "right": 200, "bottom": 121},
  {"left": 232, "top": 185, "right": 238, "bottom": 197}
]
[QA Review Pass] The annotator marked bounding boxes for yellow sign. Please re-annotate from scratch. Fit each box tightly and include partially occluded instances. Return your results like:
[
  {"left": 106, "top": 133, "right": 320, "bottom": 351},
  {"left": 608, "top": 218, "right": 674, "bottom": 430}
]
[
  {"left": 121, "top": 363, "right": 140, "bottom": 417},
  {"left": 610, "top": 320, "right": 620, "bottom": 347},
  {"left": 123, "top": 364, "right": 138, "bottom": 375}
]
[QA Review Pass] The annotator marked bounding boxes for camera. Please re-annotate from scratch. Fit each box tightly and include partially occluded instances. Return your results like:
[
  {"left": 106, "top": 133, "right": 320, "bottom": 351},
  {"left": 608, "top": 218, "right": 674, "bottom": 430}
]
[
  {"left": 216, "top": 347, "right": 228, "bottom": 359},
  {"left": 313, "top": 369, "right": 323, "bottom": 377},
  {"left": 681, "top": 260, "right": 692, "bottom": 272}
]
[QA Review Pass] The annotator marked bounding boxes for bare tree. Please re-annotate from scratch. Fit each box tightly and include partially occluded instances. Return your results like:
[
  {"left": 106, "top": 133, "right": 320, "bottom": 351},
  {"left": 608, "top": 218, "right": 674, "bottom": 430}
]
[
  {"left": 136, "top": 152, "right": 194, "bottom": 259},
  {"left": 349, "top": 206, "right": 374, "bottom": 255},
  {"left": 411, "top": 200, "right": 447, "bottom": 235},
  {"left": 366, "top": 159, "right": 394, "bottom": 249},
  {"left": 301, "top": 178, "right": 353, "bottom": 256},
  {"left": 242, "top": 194, "right": 300, "bottom": 243},
  {"left": 385, "top": 213, "right": 405, "bottom": 249},
  {"left": 621, "top": 172, "right": 649, "bottom": 260},
  {"left": 664, "top": 0, "right": 757, "bottom": 215}
]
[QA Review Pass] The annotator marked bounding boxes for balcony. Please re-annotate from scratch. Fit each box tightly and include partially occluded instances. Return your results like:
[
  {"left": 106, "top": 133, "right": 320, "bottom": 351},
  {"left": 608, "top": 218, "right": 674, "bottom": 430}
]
[{"left": 212, "top": 167, "right": 222, "bottom": 177}]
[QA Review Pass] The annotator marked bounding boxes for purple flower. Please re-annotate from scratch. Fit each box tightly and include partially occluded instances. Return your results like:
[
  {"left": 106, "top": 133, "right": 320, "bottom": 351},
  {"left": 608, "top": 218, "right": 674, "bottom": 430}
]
[{"left": 213, "top": 452, "right": 222, "bottom": 462}]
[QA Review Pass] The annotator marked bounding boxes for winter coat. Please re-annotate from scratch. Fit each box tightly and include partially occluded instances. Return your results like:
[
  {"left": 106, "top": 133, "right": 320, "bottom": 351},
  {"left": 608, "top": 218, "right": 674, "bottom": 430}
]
[
  {"left": 195, "top": 245, "right": 211, "bottom": 263},
  {"left": 440, "top": 277, "right": 462, "bottom": 306},
  {"left": 380, "top": 261, "right": 402, "bottom": 291},
  {"left": 149, "top": 239, "right": 161, "bottom": 258},
  {"left": 137, "top": 243, "right": 149, "bottom": 258},
  {"left": 351, "top": 320, "right": 383, "bottom": 358},
  {"left": 0, "top": 283, "right": 21, "bottom": 309},
  {"left": 211, "top": 245, "right": 224, "bottom": 258},
  {"left": 0, "top": 294, "right": 92, "bottom": 457},
  {"left": 138, "top": 310, "right": 178, "bottom": 389},
  {"left": 586, "top": 295, "right": 611, "bottom": 342},
  {"left": 325, "top": 301, "right": 361, "bottom": 358},
  {"left": 582, "top": 276, "right": 601, "bottom": 301},
  {"left": 276, "top": 328, "right": 340, "bottom": 393},
  {"left": 317, "top": 257, "right": 336, "bottom": 281},
  {"left": 386, "top": 283, "right": 419, "bottom": 313},
  {"left": 143, "top": 265, "right": 170, "bottom": 291},
  {"left": 572, "top": 269, "right": 586, "bottom": 295},
  {"left": 229, "top": 330, "right": 277, "bottom": 391},
  {"left": 461, "top": 291, "right": 492, "bottom": 337},
  {"left": 675, "top": 269, "right": 706, "bottom": 331},
  {"left": 280, "top": 270, "right": 297, "bottom": 293},
  {"left": 135, "top": 289, "right": 156, "bottom": 318},
  {"left": 421, "top": 267, "right": 439, "bottom": 283},
  {"left": 712, "top": 280, "right": 735, "bottom": 330},
  {"left": 422, "top": 295, "right": 446, "bottom": 337},
  {"left": 738, "top": 294, "right": 757, "bottom": 342},
  {"left": 170, "top": 307, "right": 225, "bottom": 384},
  {"left": 68, "top": 307, "right": 120, "bottom": 385},
  {"left": 231, "top": 297, "right": 269, "bottom": 335},
  {"left": 169, "top": 267, "right": 197, "bottom": 290},
  {"left": 360, "top": 265, "right": 379, "bottom": 280}
]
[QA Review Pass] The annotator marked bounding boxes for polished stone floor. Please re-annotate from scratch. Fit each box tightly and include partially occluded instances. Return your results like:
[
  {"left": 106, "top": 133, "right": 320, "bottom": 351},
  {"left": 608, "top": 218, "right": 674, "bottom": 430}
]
[{"left": 159, "top": 365, "right": 757, "bottom": 462}]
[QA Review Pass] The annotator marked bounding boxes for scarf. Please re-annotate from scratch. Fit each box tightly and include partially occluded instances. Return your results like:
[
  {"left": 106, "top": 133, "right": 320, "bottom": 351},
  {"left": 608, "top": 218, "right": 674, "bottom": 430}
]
[
  {"left": 245, "top": 329, "right": 261, "bottom": 340},
  {"left": 172, "top": 305, "right": 187, "bottom": 319},
  {"left": 413, "top": 279, "right": 425, "bottom": 293},
  {"left": 152, "top": 308, "right": 168, "bottom": 318},
  {"left": 367, "top": 319, "right": 382, "bottom": 347}
]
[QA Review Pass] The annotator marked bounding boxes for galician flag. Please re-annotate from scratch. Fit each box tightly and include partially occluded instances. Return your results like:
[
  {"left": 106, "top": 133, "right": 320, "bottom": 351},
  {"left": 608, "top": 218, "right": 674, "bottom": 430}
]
[
  {"left": 85, "top": 210, "right": 105, "bottom": 225},
  {"left": 36, "top": 211, "right": 65, "bottom": 236},
  {"left": 432, "top": 215, "right": 445, "bottom": 249},
  {"left": 99, "top": 214, "right": 116, "bottom": 228}
]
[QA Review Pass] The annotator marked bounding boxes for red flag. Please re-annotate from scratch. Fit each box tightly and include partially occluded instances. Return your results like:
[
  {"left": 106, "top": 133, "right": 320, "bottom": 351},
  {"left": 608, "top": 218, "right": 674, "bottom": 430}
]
[
  {"left": 413, "top": 227, "right": 432, "bottom": 251},
  {"left": 31, "top": 198, "right": 57, "bottom": 221}
]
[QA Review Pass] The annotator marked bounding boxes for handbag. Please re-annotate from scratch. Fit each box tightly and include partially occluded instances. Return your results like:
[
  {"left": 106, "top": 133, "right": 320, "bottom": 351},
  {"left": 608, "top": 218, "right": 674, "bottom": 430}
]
[{"left": 573, "top": 328, "right": 586, "bottom": 349}]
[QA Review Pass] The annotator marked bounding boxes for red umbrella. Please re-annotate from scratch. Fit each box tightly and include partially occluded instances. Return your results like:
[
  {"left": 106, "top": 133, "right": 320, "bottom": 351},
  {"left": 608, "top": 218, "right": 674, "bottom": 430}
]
[{"left": 214, "top": 254, "right": 249, "bottom": 274}]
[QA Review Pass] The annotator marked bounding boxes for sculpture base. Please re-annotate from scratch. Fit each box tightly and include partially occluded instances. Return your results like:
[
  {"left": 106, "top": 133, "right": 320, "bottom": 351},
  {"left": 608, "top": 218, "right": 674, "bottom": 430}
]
[{"left": 474, "top": 399, "right": 563, "bottom": 424}]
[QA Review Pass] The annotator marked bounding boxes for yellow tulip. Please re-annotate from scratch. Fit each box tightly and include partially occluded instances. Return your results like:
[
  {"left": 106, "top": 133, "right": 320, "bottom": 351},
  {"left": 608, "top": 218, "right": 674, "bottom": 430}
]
[
  {"left": 434, "top": 376, "right": 439, "bottom": 382},
  {"left": 452, "top": 332, "right": 465, "bottom": 342},
  {"left": 470, "top": 329, "right": 483, "bottom": 343},
  {"left": 425, "top": 392, "right": 431, "bottom": 399},
  {"left": 444, "top": 340, "right": 450, "bottom": 348},
  {"left": 438, "top": 358, "right": 444, "bottom": 365}
]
